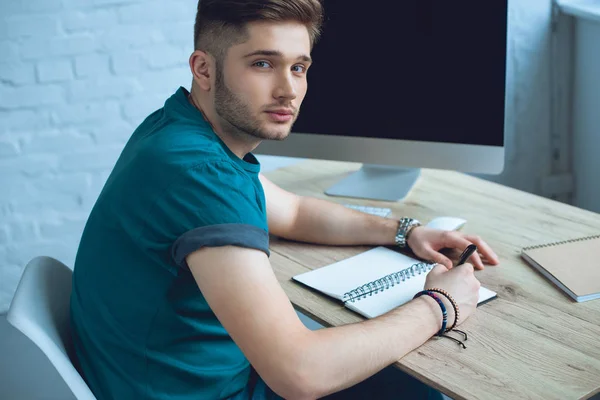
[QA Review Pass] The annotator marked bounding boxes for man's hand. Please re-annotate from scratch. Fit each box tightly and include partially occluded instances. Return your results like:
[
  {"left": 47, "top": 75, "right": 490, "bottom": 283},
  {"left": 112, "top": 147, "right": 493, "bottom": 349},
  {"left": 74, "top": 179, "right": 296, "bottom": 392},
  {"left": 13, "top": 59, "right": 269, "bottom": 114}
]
[
  {"left": 407, "top": 226, "right": 499, "bottom": 270},
  {"left": 424, "top": 263, "right": 481, "bottom": 327}
]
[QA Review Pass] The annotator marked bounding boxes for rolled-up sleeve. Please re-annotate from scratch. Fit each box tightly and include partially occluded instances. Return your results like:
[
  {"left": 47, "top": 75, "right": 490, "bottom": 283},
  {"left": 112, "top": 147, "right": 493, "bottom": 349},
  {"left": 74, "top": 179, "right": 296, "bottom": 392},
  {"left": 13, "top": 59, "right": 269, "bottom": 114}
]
[{"left": 139, "top": 160, "right": 268, "bottom": 273}]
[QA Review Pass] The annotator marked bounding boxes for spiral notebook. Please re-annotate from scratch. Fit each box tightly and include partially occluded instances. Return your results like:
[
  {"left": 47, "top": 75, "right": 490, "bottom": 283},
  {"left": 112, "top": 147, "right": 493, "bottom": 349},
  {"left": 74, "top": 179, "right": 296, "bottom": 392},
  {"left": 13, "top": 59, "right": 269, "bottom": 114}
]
[
  {"left": 293, "top": 246, "right": 497, "bottom": 319},
  {"left": 521, "top": 234, "right": 600, "bottom": 302}
]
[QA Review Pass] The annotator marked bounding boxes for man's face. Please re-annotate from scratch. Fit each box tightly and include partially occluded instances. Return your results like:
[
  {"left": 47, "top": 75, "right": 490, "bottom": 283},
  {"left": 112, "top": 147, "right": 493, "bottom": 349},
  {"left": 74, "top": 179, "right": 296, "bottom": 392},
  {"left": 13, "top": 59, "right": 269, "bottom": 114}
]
[{"left": 214, "top": 21, "right": 312, "bottom": 141}]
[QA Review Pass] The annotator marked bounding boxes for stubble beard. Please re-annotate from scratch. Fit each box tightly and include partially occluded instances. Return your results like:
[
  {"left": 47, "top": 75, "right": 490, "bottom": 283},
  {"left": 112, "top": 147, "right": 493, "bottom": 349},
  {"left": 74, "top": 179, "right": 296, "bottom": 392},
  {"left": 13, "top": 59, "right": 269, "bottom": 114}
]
[{"left": 214, "top": 68, "right": 297, "bottom": 141}]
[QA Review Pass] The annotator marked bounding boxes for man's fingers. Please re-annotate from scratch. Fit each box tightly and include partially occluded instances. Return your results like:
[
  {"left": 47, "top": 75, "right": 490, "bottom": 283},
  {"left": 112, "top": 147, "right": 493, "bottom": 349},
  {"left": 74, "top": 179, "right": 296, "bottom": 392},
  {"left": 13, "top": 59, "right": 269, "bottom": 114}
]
[
  {"left": 426, "top": 248, "right": 453, "bottom": 269},
  {"left": 464, "top": 235, "right": 499, "bottom": 265},
  {"left": 442, "top": 233, "right": 485, "bottom": 270},
  {"left": 428, "top": 263, "right": 449, "bottom": 276}
]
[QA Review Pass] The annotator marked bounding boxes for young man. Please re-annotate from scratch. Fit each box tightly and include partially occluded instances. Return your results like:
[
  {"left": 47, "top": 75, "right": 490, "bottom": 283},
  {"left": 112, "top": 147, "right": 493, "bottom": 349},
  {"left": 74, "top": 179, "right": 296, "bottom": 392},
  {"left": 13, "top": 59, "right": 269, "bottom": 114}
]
[{"left": 70, "top": 1, "right": 499, "bottom": 399}]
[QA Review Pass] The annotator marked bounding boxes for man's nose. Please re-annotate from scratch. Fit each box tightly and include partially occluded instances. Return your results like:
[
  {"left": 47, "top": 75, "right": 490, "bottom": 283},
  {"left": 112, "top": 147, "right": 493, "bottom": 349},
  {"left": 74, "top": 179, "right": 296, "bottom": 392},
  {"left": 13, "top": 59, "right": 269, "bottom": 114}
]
[{"left": 274, "top": 72, "right": 297, "bottom": 101}]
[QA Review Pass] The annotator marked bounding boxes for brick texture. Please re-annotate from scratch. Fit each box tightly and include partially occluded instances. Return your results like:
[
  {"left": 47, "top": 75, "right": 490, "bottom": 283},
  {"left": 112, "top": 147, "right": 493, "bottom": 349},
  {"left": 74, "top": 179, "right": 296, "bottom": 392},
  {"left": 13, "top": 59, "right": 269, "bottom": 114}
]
[{"left": 0, "top": 0, "right": 195, "bottom": 313}]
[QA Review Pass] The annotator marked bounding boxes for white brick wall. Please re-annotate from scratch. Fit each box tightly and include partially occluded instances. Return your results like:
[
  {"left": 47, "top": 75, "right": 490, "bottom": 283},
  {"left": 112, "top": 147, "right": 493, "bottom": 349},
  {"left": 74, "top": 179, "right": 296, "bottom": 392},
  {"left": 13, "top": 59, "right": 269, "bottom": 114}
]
[
  {"left": 0, "top": 0, "right": 556, "bottom": 314},
  {"left": 0, "top": 0, "right": 196, "bottom": 312}
]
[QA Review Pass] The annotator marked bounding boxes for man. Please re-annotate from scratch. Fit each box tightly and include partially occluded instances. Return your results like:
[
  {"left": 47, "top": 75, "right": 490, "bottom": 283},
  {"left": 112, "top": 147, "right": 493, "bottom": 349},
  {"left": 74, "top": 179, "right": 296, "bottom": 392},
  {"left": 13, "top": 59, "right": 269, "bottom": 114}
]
[{"left": 70, "top": 0, "right": 499, "bottom": 399}]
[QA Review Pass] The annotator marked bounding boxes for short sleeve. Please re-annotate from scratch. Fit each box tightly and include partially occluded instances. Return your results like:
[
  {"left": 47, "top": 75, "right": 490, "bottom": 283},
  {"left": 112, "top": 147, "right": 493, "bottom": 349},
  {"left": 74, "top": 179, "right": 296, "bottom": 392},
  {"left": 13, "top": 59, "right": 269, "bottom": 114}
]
[{"left": 142, "top": 160, "right": 269, "bottom": 271}]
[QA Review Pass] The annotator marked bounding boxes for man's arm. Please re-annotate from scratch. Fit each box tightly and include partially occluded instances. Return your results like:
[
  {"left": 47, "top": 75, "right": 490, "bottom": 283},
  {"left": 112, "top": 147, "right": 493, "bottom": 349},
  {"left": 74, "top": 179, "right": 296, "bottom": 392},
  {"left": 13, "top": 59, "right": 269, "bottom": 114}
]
[
  {"left": 259, "top": 174, "right": 499, "bottom": 269},
  {"left": 259, "top": 174, "right": 397, "bottom": 246},
  {"left": 187, "top": 245, "right": 446, "bottom": 399}
]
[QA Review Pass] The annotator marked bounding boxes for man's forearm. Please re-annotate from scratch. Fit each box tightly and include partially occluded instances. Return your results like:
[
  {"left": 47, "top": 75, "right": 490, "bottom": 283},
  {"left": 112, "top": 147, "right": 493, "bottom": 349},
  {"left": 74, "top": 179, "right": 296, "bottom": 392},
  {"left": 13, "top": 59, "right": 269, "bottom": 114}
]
[
  {"left": 285, "top": 196, "right": 398, "bottom": 246},
  {"left": 293, "top": 296, "right": 441, "bottom": 398}
]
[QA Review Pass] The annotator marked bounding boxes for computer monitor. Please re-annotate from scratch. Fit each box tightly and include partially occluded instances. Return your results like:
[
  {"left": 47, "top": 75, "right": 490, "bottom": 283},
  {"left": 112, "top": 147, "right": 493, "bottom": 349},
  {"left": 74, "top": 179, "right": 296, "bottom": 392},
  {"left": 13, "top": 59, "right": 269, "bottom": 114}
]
[{"left": 256, "top": 0, "right": 508, "bottom": 201}]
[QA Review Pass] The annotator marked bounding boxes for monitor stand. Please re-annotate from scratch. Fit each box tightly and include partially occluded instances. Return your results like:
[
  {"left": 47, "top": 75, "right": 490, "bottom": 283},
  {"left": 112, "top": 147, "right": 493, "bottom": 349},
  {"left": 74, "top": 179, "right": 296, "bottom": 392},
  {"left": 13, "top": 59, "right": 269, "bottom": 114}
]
[{"left": 324, "top": 164, "right": 421, "bottom": 202}]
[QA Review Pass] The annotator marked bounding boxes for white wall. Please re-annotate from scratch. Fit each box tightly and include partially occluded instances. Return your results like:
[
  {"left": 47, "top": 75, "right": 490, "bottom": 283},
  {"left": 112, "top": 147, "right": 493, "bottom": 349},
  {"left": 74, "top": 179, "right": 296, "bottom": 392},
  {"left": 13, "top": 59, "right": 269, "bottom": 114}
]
[
  {"left": 0, "top": 0, "right": 196, "bottom": 313},
  {"left": 570, "top": 16, "right": 600, "bottom": 213},
  {"left": 483, "top": 0, "right": 554, "bottom": 193}
]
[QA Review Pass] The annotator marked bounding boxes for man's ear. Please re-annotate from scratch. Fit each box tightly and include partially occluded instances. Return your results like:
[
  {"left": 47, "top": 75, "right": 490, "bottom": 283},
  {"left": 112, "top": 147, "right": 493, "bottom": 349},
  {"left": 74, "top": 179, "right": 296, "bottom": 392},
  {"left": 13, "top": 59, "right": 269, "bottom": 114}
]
[{"left": 189, "top": 50, "right": 214, "bottom": 92}]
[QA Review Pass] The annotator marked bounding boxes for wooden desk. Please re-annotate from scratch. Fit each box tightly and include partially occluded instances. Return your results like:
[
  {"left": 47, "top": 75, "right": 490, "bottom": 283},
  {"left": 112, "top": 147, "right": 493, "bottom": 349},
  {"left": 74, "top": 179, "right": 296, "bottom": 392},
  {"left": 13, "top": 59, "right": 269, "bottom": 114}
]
[{"left": 264, "top": 160, "right": 600, "bottom": 400}]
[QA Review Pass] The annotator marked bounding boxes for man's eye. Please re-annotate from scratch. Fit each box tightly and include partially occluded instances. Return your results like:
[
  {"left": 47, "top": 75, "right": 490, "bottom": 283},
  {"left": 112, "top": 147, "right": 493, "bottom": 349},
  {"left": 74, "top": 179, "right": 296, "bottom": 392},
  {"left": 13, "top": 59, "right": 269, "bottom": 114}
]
[
  {"left": 292, "top": 65, "right": 306, "bottom": 73},
  {"left": 253, "top": 61, "right": 271, "bottom": 68}
]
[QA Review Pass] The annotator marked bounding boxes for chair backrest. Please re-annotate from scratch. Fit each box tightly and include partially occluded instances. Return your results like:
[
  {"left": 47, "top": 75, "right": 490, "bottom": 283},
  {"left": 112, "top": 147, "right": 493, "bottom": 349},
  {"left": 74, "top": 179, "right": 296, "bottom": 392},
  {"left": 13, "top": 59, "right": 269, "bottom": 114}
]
[{"left": 7, "top": 256, "right": 97, "bottom": 400}]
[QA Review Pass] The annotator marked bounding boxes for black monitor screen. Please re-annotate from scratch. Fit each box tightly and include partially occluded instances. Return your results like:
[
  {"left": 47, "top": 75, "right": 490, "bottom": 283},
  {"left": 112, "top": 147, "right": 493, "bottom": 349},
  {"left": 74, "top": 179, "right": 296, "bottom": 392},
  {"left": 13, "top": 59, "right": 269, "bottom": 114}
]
[{"left": 293, "top": 0, "right": 507, "bottom": 147}]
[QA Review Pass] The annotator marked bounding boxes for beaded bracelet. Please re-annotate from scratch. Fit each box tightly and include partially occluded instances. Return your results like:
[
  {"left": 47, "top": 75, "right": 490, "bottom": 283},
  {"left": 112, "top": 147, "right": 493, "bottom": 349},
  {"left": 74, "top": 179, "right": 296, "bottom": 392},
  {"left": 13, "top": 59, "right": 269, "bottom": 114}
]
[
  {"left": 413, "top": 291, "right": 447, "bottom": 336},
  {"left": 425, "top": 288, "right": 459, "bottom": 332},
  {"left": 414, "top": 290, "right": 467, "bottom": 349},
  {"left": 425, "top": 288, "right": 468, "bottom": 345}
]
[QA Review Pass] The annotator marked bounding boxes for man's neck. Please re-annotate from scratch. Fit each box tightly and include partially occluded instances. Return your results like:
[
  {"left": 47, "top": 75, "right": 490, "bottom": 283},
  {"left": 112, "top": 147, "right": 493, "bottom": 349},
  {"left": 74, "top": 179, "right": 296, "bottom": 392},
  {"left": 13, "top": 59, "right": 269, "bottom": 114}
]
[{"left": 188, "top": 90, "right": 260, "bottom": 160}]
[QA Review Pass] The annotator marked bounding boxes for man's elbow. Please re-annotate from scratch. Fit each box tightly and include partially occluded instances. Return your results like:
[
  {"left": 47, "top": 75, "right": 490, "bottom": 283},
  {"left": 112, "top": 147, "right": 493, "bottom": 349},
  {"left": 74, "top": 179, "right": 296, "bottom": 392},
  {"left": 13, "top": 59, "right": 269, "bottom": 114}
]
[
  {"left": 257, "top": 336, "right": 327, "bottom": 399},
  {"left": 263, "top": 363, "right": 323, "bottom": 400}
]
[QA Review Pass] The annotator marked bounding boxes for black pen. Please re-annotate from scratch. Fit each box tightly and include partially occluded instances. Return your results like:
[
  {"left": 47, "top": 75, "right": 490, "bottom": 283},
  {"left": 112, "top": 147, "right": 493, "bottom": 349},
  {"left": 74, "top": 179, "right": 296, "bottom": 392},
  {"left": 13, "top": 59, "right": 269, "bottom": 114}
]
[{"left": 456, "top": 244, "right": 478, "bottom": 266}]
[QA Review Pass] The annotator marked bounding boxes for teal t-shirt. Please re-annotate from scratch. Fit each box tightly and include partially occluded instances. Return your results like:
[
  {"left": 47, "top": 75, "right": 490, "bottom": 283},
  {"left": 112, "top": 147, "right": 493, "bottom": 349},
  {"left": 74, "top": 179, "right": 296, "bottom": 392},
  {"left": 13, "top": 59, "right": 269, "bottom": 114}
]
[{"left": 70, "top": 87, "right": 271, "bottom": 400}]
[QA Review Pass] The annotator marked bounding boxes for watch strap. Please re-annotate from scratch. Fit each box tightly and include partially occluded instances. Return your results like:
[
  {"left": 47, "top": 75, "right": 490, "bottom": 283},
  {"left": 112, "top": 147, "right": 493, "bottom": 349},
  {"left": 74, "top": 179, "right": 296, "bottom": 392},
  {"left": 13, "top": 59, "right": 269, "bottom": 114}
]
[{"left": 395, "top": 217, "right": 421, "bottom": 248}]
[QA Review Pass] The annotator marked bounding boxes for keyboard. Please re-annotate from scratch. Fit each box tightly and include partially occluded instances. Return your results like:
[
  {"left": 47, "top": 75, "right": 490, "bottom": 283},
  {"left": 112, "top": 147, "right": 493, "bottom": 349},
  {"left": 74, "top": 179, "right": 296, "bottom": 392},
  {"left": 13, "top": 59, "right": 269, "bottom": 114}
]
[{"left": 343, "top": 204, "right": 392, "bottom": 218}]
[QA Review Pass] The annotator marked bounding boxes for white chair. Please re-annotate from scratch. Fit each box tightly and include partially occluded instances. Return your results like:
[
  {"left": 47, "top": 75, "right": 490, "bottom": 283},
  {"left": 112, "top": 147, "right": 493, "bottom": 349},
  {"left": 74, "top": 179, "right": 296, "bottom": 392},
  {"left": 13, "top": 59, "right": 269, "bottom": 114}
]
[{"left": 7, "top": 256, "right": 97, "bottom": 400}]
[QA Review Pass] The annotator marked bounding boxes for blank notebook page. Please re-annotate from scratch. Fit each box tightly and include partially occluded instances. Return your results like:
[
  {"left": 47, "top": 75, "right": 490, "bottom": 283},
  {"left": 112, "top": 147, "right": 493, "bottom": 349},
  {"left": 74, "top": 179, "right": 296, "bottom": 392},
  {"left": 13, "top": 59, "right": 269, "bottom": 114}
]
[
  {"left": 292, "top": 247, "right": 423, "bottom": 300},
  {"left": 344, "top": 272, "right": 430, "bottom": 318}
]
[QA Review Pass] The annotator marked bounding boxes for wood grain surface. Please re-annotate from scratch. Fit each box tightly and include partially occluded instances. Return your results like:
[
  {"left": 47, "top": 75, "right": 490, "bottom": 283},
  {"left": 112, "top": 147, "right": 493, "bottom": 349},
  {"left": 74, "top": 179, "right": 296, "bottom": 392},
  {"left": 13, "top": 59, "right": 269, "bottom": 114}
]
[{"left": 264, "top": 160, "right": 600, "bottom": 400}]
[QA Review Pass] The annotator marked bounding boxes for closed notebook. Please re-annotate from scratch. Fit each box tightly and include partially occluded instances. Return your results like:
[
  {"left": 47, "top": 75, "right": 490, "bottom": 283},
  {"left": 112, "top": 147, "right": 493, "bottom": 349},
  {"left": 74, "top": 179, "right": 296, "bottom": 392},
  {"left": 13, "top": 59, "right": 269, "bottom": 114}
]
[
  {"left": 292, "top": 246, "right": 497, "bottom": 319},
  {"left": 521, "top": 234, "right": 600, "bottom": 302}
]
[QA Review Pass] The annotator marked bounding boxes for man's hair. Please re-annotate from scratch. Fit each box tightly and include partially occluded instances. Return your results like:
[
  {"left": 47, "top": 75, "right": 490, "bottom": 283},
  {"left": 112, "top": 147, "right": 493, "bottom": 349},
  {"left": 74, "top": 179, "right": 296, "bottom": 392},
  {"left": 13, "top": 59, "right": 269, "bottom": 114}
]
[{"left": 194, "top": 0, "right": 324, "bottom": 62}]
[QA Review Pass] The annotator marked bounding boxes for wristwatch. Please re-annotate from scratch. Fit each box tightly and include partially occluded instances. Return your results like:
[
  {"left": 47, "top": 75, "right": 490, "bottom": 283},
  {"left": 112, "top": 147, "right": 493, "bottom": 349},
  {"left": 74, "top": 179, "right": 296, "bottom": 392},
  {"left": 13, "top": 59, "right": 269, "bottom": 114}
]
[{"left": 394, "top": 217, "right": 421, "bottom": 249}]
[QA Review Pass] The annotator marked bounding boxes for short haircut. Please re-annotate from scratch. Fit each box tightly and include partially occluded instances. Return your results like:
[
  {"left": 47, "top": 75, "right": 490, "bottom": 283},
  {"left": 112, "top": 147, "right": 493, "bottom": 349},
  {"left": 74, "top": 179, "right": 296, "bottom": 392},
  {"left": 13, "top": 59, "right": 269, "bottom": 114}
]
[{"left": 194, "top": 0, "right": 324, "bottom": 62}]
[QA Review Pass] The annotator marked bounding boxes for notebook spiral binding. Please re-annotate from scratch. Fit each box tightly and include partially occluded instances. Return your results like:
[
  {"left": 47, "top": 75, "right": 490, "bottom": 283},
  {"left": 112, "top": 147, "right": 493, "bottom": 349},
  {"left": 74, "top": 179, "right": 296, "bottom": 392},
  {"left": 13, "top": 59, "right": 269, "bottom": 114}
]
[
  {"left": 342, "top": 261, "right": 436, "bottom": 303},
  {"left": 522, "top": 234, "right": 600, "bottom": 251}
]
